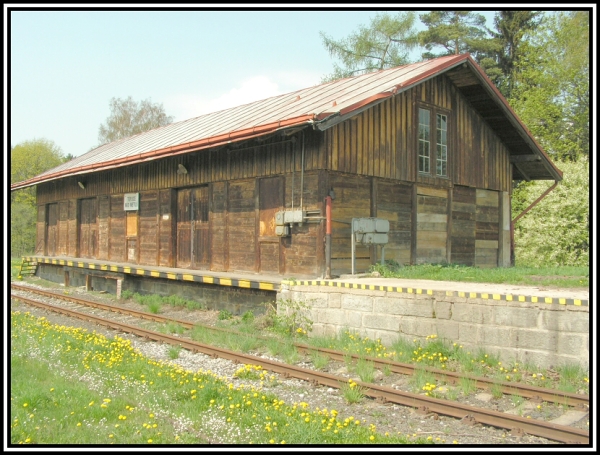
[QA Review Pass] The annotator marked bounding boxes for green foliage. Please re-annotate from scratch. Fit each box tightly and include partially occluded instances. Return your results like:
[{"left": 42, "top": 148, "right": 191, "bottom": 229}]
[
  {"left": 367, "top": 262, "right": 588, "bottom": 287},
  {"left": 11, "top": 203, "right": 37, "bottom": 257},
  {"left": 340, "top": 379, "right": 366, "bottom": 404},
  {"left": 513, "top": 158, "right": 589, "bottom": 267},
  {"left": 98, "top": 96, "right": 173, "bottom": 145},
  {"left": 320, "top": 12, "right": 419, "bottom": 82},
  {"left": 241, "top": 311, "right": 255, "bottom": 323},
  {"left": 509, "top": 11, "right": 589, "bottom": 161},
  {"left": 120, "top": 290, "right": 134, "bottom": 300},
  {"left": 218, "top": 309, "right": 233, "bottom": 321},
  {"left": 486, "top": 11, "right": 542, "bottom": 98},
  {"left": 418, "top": 11, "right": 490, "bottom": 59},
  {"left": 11, "top": 138, "right": 67, "bottom": 256},
  {"left": 167, "top": 345, "right": 182, "bottom": 359},
  {"left": 263, "top": 299, "right": 313, "bottom": 338}
]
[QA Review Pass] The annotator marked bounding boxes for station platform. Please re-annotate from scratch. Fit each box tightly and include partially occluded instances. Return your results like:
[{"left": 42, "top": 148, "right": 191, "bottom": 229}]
[
  {"left": 24, "top": 255, "right": 589, "bottom": 307},
  {"left": 24, "top": 255, "right": 282, "bottom": 291}
]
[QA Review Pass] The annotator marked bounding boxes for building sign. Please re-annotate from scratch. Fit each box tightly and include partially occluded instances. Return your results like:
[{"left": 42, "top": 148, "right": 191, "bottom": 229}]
[{"left": 124, "top": 193, "right": 139, "bottom": 211}]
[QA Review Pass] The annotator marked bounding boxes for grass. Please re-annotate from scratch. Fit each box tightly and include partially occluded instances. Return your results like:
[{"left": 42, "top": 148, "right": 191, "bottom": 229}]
[
  {"left": 11, "top": 310, "right": 425, "bottom": 445},
  {"left": 13, "top": 278, "right": 590, "bottom": 401},
  {"left": 368, "top": 263, "right": 588, "bottom": 289}
]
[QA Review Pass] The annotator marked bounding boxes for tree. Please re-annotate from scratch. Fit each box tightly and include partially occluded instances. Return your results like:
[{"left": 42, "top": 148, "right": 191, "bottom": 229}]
[
  {"left": 509, "top": 11, "right": 589, "bottom": 161},
  {"left": 488, "top": 11, "right": 542, "bottom": 98},
  {"left": 418, "top": 11, "right": 491, "bottom": 59},
  {"left": 11, "top": 138, "right": 65, "bottom": 205},
  {"left": 320, "top": 12, "right": 420, "bottom": 82},
  {"left": 10, "top": 138, "right": 66, "bottom": 256},
  {"left": 98, "top": 96, "right": 174, "bottom": 145}
]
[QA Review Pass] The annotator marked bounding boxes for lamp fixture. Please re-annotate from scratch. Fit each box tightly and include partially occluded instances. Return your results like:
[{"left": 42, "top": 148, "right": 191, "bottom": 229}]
[
  {"left": 78, "top": 181, "right": 86, "bottom": 189},
  {"left": 177, "top": 164, "right": 188, "bottom": 175}
]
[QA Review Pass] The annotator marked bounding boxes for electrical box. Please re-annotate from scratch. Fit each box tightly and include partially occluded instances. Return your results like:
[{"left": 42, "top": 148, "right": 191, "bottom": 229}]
[
  {"left": 352, "top": 218, "right": 389, "bottom": 234},
  {"left": 275, "top": 225, "right": 290, "bottom": 237},
  {"left": 283, "top": 210, "right": 305, "bottom": 224},
  {"left": 361, "top": 233, "right": 389, "bottom": 244},
  {"left": 275, "top": 211, "right": 285, "bottom": 226}
]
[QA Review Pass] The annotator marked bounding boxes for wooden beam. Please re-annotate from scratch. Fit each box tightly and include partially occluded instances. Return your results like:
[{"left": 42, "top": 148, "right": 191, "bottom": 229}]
[
  {"left": 510, "top": 155, "right": 541, "bottom": 163},
  {"left": 512, "top": 163, "right": 531, "bottom": 182}
]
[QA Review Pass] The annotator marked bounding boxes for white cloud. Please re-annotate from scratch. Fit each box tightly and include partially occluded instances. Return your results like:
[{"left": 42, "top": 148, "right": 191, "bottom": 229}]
[
  {"left": 167, "top": 76, "right": 281, "bottom": 122},
  {"left": 166, "top": 70, "right": 324, "bottom": 123}
]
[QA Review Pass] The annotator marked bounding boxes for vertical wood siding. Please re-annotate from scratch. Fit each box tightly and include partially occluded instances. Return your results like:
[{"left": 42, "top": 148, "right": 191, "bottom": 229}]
[
  {"left": 415, "top": 186, "right": 448, "bottom": 264},
  {"left": 450, "top": 185, "right": 476, "bottom": 265},
  {"left": 376, "top": 180, "right": 412, "bottom": 265},
  {"left": 97, "top": 195, "right": 110, "bottom": 260}
]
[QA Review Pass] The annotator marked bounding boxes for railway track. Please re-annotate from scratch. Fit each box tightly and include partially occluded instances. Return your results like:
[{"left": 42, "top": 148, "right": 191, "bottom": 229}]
[
  {"left": 10, "top": 284, "right": 589, "bottom": 444},
  {"left": 11, "top": 284, "right": 590, "bottom": 408}
]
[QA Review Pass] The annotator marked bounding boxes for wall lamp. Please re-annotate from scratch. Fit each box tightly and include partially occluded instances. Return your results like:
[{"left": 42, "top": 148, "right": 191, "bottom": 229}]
[
  {"left": 177, "top": 164, "right": 188, "bottom": 175},
  {"left": 78, "top": 181, "right": 86, "bottom": 189}
]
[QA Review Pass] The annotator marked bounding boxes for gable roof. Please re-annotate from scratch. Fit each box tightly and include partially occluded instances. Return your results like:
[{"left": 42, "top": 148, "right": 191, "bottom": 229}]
[{"left": 11, "top": 54, "right": 561, "bottom": 191}]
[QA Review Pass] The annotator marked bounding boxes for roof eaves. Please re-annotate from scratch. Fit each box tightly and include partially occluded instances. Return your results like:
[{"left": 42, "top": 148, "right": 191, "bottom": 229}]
[
  {"left": 461, "top": 57, "right": 563, "bottom": 181},
  {"left": 11, "top": 114, "right": 316, "bottom": 191}
]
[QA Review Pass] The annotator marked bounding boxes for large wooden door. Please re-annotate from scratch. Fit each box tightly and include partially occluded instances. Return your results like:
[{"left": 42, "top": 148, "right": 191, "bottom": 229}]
[
  {"left": 79, "top": 198, "right": 97, "bottom": 258},
  {"left": 46, "top": 203, "right": 58, "bottom": 256},
  {"left": 258, "top": 177, "right": 282, "bottom": 274},
  {"left": 177, "top": 186, "right": 209, "bottom": 269}
]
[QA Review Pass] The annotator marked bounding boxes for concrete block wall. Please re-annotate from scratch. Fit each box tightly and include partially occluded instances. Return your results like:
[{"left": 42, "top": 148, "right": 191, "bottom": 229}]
[{"left": 278, "top": 284, "right": 589, "bottom": 370}]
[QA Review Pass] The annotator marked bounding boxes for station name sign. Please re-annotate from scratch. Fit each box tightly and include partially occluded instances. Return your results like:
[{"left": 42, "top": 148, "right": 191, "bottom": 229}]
[{"left": 124, "top": 193, "right": 139, "bottom": 211}]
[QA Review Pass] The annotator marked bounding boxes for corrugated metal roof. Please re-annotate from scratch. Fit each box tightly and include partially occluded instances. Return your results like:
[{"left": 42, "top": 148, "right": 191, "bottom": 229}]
[{"left": 11, "top": 54, "right": 561, "bottom": 190}]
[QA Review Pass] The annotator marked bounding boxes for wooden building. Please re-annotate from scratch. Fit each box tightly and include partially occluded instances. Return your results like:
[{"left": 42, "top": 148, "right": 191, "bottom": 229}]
[{"left": 12, "top": 54, "right": 563, "bottom": 279}]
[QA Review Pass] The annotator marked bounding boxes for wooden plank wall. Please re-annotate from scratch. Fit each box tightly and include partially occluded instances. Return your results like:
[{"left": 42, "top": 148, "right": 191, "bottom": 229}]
[
  {"left": 139, "top": 191, "right": 159, "bottom": 266},
  {"left": 227, "top": 179, "right": 257, "bottom": 272},
  {"left": 158, "top": 189, "right": 175, "bottom": 267},
  {"left": 281, "top": 172, "right": 321, "bottom": 277},
  {"left": 450, "top": 185, "right": 476, "bottom": 265},
  {"left": 58, "top": 201, "right": 69, "bottom": 256},
  {"left": 97, "top": 195, "right": 110, "bottom": 260},
  {"left": 325, "top": 75, "right": 511, "bottom": 193},
  {"left": 376, "top": 180, "right": 412, "bottom": 265},
  {"left": 210, "top": 182, "right": 228, "bottom": 271},
  {"left": 329, "top": 173, "right": 372, "bottom": 275},
  {"left": 67, "top": 199, "right": 78, "bottom": 257},
  {"left": 475, "top": 188, "right": 499, "bottom": 267},
  {"left": 326, "top": 91, "right": 414, "bottom": 182},
  {"left": 109, "top": 195, "right": 125, "bottom": 262},
  {"left": 415, "top": 186, "right": 448, "bottom": 264}
]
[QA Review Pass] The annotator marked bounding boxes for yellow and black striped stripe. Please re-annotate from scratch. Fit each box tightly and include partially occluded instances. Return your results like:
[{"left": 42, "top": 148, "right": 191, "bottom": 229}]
[
  {"left": 281, "top": 279, "right": 588, "bottom": 307},
  {"left": 26, "top": 256, "right": 276, "bottom": 292}
]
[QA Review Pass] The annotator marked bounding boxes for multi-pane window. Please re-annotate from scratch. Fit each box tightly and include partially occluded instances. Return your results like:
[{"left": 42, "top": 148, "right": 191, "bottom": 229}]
[
  {"left": 418, "top": 108, "right": 430, "bottom": 173},
  {"left": 418, "top": 107, "right": 448, "bottom": 178},
  {"left": 436, "top": 113, "right": 447, "bottom": 177}
]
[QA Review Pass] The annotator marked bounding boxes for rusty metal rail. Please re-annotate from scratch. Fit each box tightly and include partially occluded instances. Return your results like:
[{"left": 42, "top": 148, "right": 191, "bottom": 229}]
[
  {"left": 11, "top": 283, "right": 590, "bottom": 408},
  {"left": 10, "top": 291, "right": 589, "bottom": 445}
]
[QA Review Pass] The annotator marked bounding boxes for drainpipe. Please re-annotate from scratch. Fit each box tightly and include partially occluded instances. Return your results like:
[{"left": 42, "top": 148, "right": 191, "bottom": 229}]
[
  {"left": 325, "top": 195, "right": 332, "bottom": 279},
  {"left": 510, "top": 180, "right": 559, "bottom": 266},
  {"left": 300, "top": 130, "right": 305, "bottom": 213}
]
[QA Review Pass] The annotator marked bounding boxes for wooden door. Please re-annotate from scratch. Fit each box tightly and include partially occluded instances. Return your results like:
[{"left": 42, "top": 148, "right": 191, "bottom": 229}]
[
  {"left": 46, "top": 203, "right": 58, "bottom": 256},
  {"left": 79, "top": 198, "right": 97, "bottom": 258},
  {"left": 258, "top": 177, "right": 282, "bottom": 274},
  {"left": 177, "top": 186, "right": 209, "bottom": 269}
]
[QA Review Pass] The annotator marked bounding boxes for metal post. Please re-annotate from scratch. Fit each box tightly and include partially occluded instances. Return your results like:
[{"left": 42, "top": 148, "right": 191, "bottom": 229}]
[{"left": 325, "top": 196, "right": 332, "bottom": 279}]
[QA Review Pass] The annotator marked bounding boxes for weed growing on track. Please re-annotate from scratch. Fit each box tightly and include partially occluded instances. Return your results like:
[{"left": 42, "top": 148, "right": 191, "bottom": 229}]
[{"left": 309, "top": 350, "right": 330, "bottom": 370}]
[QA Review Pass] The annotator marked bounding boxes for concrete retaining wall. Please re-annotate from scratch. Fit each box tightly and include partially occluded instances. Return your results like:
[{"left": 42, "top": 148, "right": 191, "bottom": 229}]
[{"left": 277, "top": 283, "right": 589, "bottom": 370}]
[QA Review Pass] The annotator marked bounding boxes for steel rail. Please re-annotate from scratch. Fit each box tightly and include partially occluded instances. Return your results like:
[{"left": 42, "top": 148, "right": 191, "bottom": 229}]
[
  {"left": 11, "top": 293, "right": 589, "bottom": 445},
  {"left": 11, "top": 284, "right": 589, "bottom": 408}
]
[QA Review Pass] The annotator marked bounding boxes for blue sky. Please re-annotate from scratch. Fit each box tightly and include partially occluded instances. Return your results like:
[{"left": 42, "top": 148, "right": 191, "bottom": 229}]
[{"left": 7, "top": 6, "right": 500, "bottom": 158}]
